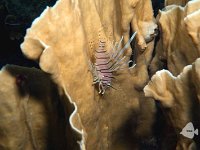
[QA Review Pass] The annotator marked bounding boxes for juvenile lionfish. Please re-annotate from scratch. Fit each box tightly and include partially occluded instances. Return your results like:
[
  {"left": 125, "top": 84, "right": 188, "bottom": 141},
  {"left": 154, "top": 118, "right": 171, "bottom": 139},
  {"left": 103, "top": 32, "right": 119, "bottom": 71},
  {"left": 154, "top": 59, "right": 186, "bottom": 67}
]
[{"left": 90, "top": 32, "right": 137, "bottom": 95}]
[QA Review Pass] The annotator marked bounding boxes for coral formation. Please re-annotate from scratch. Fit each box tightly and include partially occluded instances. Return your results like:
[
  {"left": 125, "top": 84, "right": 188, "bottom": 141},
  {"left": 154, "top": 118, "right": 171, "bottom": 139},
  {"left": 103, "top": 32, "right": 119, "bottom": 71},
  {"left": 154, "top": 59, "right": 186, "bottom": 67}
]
[
  {"left": 0, "top": 65, "right": 79, "bottom": 149},
  {"left": 0, "top": 0, "right": 199, "bottom": 149},
  {"left": 150, "top": 0, "right": 200, "bottom": 76},
  {"left": 21, "top": 0, "right": 157, "bottom": 149},
  {"left": 145, "top": 1, "right": 200, "bottom": 149},
  {"left": 165, "top": 0, "right": 190, "bottom": 6},
  {"left": 144, "top": 58, "right": 200, "bottom": 149}
]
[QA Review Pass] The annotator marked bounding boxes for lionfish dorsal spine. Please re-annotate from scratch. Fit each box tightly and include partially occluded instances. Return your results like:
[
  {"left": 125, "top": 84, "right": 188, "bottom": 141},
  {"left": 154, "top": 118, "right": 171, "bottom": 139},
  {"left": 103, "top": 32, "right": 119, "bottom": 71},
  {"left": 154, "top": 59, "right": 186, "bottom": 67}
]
[{"left": 91, "top": 32, "right": 137, "bottom": 94}]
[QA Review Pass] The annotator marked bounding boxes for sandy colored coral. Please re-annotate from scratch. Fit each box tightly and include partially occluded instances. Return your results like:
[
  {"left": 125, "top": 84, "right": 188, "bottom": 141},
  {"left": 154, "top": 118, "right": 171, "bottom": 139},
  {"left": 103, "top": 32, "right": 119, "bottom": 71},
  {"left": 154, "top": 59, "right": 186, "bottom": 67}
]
[
  {"left": 165, "top": 0, "right": 190, "bottom": 6},
  {"left": 0, "top": 65, "right": 79, "bottom": 149},
  {"left": 145, "top": 1, "right": 200, "bottom": 149},
  {"left": 150, "top": 0, "right": 200, "bottom": 76},
  {"left": 144, "top": 58, "right": 200, "bottom": 149},
  {"left": 21, "top": 0, "right": 157, "bottom": 149}
]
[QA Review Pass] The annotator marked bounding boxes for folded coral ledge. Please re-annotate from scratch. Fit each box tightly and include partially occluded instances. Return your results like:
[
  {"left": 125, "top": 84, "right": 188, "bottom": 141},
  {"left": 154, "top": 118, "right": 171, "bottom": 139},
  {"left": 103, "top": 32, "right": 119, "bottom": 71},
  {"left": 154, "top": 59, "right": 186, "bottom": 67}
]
[{"left": 0, "top": 0, "right": 199, "bottom": 149}]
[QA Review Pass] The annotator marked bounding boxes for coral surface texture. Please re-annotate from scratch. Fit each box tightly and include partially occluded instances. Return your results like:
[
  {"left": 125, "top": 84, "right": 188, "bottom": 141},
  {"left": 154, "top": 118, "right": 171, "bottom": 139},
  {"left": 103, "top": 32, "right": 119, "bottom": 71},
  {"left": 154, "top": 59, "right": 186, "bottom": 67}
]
[{"left": 0, "top": 0, "right": 199, "bottom": 149}]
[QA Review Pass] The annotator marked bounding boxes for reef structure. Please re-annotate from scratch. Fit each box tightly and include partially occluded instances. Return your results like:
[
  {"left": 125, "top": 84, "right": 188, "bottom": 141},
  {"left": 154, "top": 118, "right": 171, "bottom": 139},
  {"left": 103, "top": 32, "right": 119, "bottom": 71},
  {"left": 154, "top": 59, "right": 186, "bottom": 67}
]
[{"left": 21, "top": 0, "right": 157, "bottom": 149}]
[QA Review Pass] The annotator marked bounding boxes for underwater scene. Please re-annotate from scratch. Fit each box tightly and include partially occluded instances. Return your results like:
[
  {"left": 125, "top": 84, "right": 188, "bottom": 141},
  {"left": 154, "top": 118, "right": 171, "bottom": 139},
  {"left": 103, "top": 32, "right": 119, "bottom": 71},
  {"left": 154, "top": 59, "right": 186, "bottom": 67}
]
[{"left": 0, "top": 0, "right": 200, "bottom": 149}]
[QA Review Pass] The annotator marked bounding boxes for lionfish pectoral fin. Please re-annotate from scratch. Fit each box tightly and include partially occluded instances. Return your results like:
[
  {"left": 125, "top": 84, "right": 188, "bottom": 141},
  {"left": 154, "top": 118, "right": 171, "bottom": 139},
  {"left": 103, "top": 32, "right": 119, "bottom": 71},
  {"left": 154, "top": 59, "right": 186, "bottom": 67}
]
[
  {"left": 92, "top": 82, "right": 97, "bottom": 85},
  {"left": 110, "top": 76, "right": 116, "bottom": 80},
  {"left": 115, "top": 36, "right": 124, "bottom": 56},
  {"left": 98, "top": 82, "right": 105, "bottom": 94},
  {"left": 107, "top": 84, "right": 117, "bottom": 90},
  {"left": 102, "top": 88, "right": 106, "bottom": 95},
  {"left": 109, "top": 32, "right": 136, "bottom": 67},
  {"left": 109, "top": 56, "right": 127, "bottom": 70},
  {"left": 98, "top": 85, "right": 102, "bottom": 94},
  {"left": 110, "top": 36, "right": 124, "bottom": 61},
  {"left": 114, "top": 32, "right": 137, "bottom": 61}
]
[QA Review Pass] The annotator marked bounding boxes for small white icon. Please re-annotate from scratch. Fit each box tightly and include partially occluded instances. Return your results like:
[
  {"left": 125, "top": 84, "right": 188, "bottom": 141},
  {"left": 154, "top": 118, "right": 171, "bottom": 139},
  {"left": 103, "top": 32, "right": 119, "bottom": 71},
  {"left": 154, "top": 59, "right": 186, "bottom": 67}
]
[{"left": 180, "top": 122, "right": 198, "bottom": 139}]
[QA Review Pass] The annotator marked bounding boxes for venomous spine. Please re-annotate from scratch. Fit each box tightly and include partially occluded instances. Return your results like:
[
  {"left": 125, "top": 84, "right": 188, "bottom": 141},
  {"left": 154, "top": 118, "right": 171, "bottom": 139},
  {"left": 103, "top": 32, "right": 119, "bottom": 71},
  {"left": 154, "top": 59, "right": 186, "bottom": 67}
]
[{"left": 90, "top": 32, "right": 137, "bottom": 94}]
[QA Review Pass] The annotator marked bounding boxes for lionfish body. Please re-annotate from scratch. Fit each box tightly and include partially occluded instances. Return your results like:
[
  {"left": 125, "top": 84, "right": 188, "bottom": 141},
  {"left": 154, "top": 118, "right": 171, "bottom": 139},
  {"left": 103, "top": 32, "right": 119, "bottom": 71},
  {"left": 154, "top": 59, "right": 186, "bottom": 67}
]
[{"left": 90, "top": 32, "right": 137, "bottom": 94}]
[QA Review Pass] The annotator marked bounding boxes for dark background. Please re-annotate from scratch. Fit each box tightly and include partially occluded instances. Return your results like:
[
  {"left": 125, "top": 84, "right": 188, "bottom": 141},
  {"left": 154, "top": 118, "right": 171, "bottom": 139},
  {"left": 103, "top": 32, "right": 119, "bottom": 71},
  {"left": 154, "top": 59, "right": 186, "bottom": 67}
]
[
  {"left": 0, "top": 0, "right": 57, "bottom": 68},
  {"left": 0, "top": 0, "right": 164, "bottom": 69}
]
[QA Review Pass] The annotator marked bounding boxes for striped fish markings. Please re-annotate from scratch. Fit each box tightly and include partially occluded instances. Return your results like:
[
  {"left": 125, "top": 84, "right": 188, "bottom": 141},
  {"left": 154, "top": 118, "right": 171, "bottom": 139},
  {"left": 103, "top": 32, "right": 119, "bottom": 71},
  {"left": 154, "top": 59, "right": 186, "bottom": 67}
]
[{"left": 90, "top": 32, "right": 137, "bottom": 94}]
